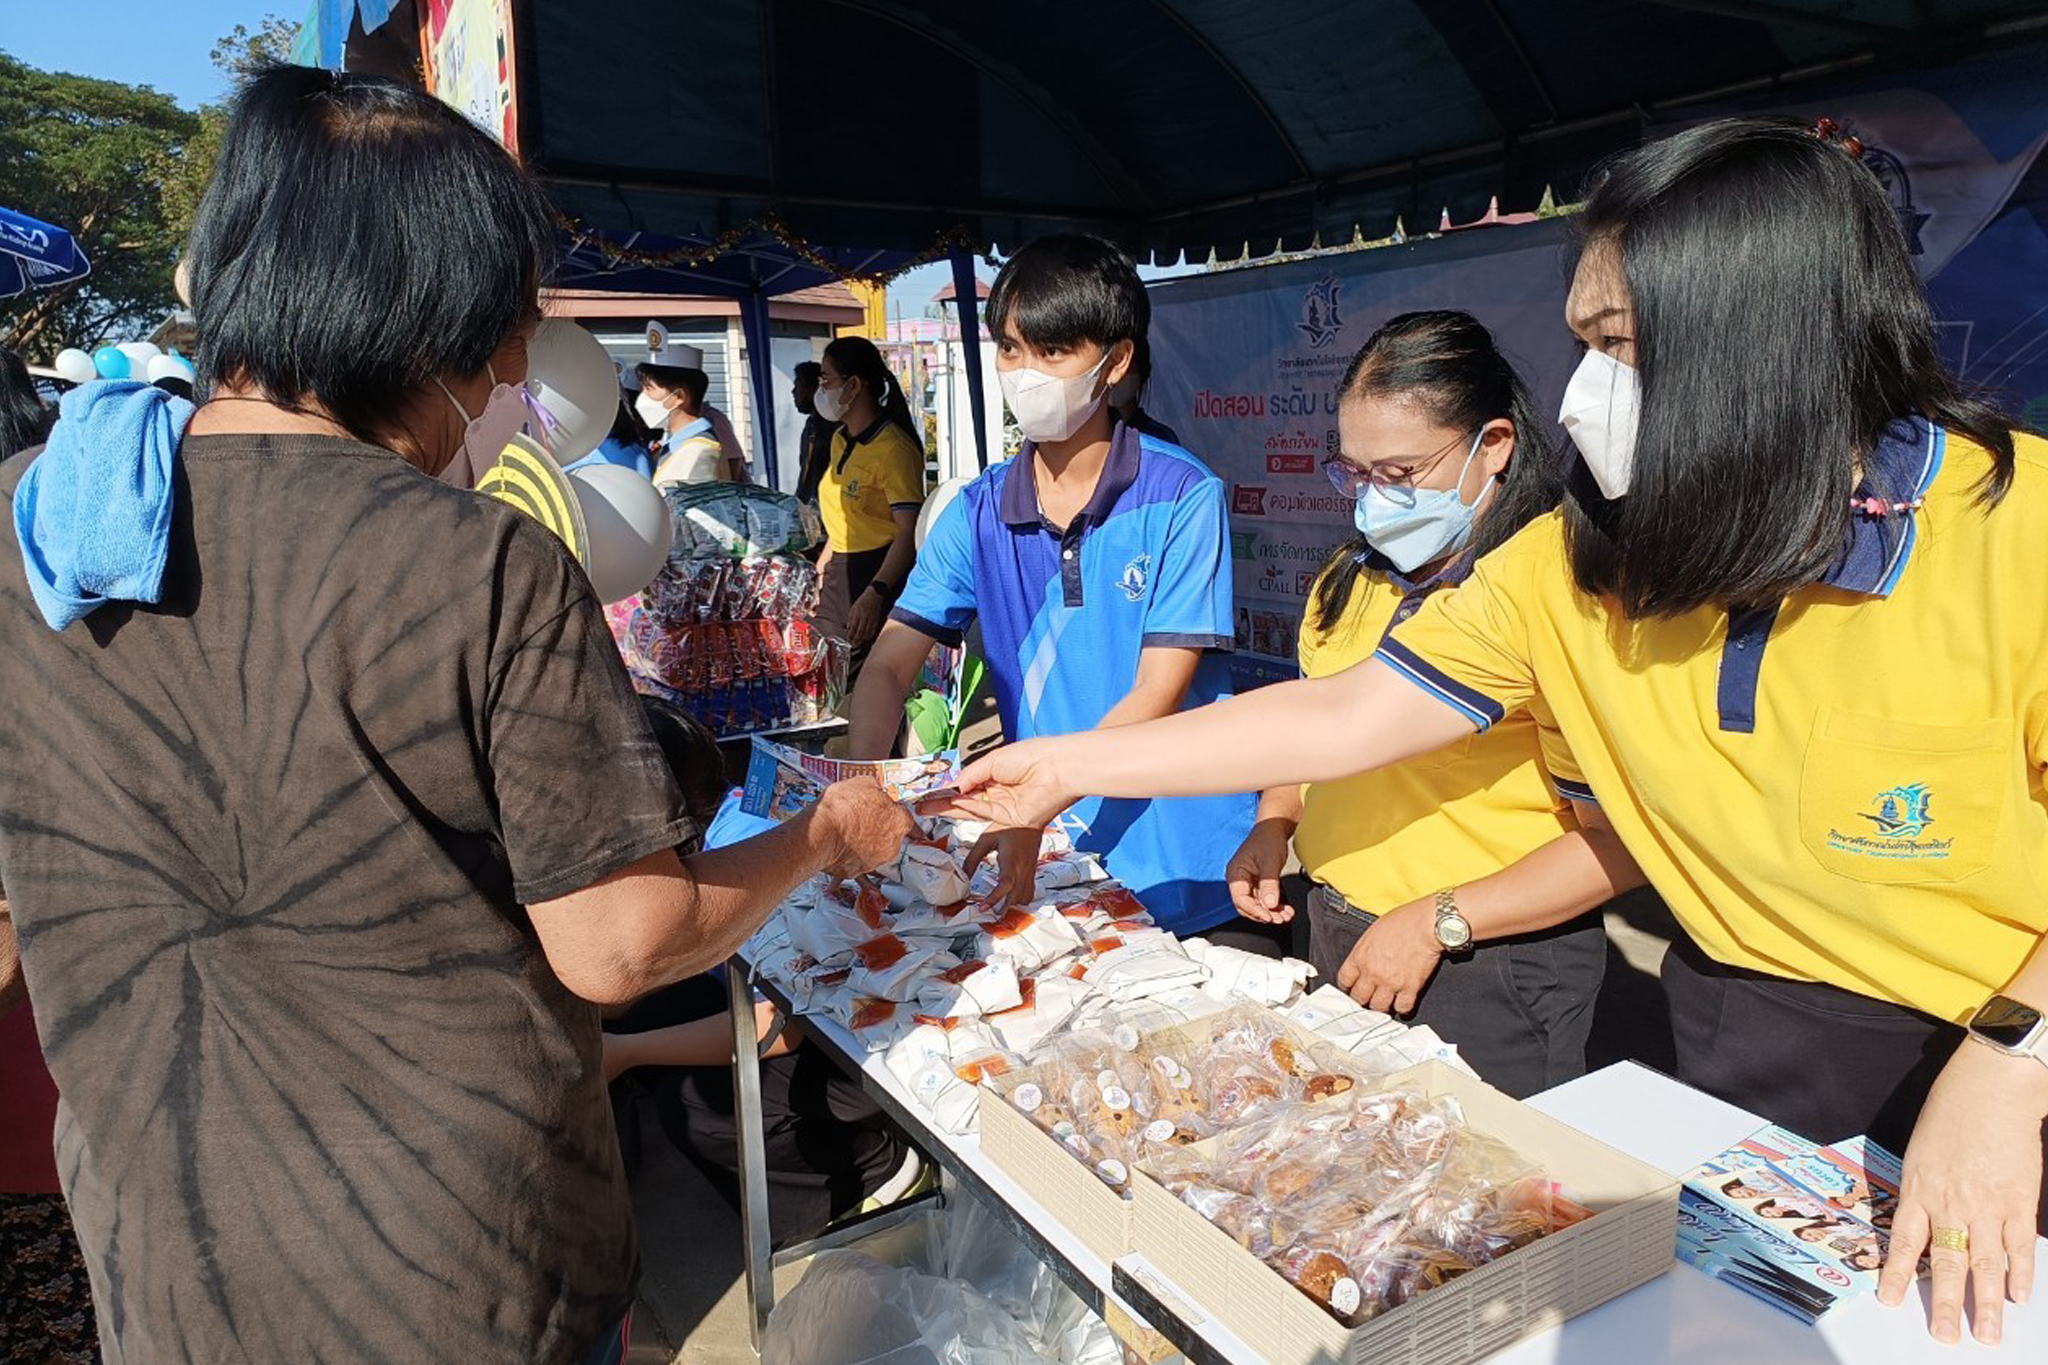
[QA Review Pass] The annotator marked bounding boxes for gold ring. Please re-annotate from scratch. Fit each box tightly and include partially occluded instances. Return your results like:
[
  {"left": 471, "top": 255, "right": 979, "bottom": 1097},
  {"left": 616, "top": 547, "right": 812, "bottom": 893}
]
[{"left": 1931, "top": 1226, "right": 1970, "bottom": 1253}]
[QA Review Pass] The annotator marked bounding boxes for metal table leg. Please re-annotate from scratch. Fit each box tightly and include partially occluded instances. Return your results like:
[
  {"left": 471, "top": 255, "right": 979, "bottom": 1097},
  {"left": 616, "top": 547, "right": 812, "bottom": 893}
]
[{"left": 728, "top": 957, "right": 774, "bottom": 1351}]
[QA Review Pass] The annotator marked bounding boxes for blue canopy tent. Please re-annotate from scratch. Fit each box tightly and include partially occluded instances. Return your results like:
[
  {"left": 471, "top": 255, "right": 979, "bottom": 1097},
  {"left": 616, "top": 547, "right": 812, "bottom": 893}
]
[
  {"left": 0, "top": 205, "right": 91, "bottom": 301},
  {"left": 309, "top": 0, "right": 2048, "bottom": 480}
]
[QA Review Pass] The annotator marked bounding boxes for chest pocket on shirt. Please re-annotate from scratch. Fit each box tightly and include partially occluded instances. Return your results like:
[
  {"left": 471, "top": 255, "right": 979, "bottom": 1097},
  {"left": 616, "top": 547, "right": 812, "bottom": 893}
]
[{"left": 1798, "top": 707, "right": 2009, "bottom": 885}]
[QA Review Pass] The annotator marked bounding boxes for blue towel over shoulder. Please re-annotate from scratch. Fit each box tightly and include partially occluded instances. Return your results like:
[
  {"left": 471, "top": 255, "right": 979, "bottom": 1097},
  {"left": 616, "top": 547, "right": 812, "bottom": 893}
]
[{"left": 13, "top": 379, "right": 194, "bottom": 631}]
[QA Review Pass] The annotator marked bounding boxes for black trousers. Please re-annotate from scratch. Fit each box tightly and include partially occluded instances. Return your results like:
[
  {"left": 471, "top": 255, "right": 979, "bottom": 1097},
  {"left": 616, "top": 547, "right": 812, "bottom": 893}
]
[
  {"left": 1662, "top": 933, "right": 2048, "bottom": 1235},
  {"left": 607, "top": 976, "right": 908, "bottom": 1248},
  {"left": 1307, "top": 882, "right": 1607, "bottom": 1100}
]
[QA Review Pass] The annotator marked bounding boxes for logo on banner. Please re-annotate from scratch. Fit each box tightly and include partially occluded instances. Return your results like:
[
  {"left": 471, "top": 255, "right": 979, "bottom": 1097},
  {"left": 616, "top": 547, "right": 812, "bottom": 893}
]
[
  {"left": 1230, "top": 531, "right": 1258, "bottom": 561},
  {"left": 1232, "top": 486, "right": 1268, "bottom": 516},
  {"left": 1298, "top": 274, "right": 1344, "bottom": 350},
  {"left": 1858, "top": 145, "right": 1930, "bottom": 255},
  {"left": 1267, "top": 453, "right": 1316, "bottom": 475},
  {"left": 1296, "top": 571, "right": 1316, "bottom": 595}
]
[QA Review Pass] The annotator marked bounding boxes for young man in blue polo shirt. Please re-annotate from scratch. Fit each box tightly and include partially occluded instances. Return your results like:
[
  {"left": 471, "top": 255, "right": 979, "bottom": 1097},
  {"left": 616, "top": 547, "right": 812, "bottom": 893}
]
[{"left": 844, "top": 236, "right": 1262, "bottom": 945}]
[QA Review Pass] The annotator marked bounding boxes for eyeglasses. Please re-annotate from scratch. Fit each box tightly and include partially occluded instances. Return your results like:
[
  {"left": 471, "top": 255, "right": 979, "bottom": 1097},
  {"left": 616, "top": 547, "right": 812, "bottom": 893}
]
[{"left": 1321, "top": 430, "right": 1473, "bottom": 497}]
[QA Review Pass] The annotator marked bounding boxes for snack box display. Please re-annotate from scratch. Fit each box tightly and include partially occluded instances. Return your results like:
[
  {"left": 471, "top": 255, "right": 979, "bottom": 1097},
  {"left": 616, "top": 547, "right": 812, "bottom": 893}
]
[
  {"left": 980, "top": 1006, "right": 1378, "bottom": 1265},
  {"left": 1129, "top": 1060, "right": 1679, "bottom": 1365}
]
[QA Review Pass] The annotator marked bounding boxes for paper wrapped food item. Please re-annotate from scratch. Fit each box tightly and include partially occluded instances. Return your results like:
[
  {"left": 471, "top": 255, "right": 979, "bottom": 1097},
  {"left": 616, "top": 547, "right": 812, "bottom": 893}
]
[
  {"left": 892, "top": 839, "right": 973, "bottom": 907},
  {"left": 1083, "top": 942, "right": 1208, "bottom": 1002},
  {"left": 914, "top": 958, "right": 1023, "bottom": 1018},
  {"left": 1186, "top": 939, "right": 1315, "bottom": 1007},
  {"left": 980, "top": 905, "right": 1085, "bottom": 973},
  {"left": 846, "top": 933, "right": 959, "bottom": 1002}
]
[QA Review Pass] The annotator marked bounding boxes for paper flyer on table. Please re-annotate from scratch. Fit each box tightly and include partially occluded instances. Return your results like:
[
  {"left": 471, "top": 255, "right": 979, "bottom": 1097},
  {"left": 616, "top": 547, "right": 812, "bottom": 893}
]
[
  {"left": 1675, "top": 1126, "right": 1908, "bottom": 1323},
  {"left": 740, "top": 738, "right": 960, "bottom": 820}
]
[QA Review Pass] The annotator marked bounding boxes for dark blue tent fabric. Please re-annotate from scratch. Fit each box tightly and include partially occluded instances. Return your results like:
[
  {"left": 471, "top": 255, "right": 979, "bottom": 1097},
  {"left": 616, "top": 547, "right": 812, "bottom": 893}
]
[
  {"left": 509, "top": 0, "right": 2044, "bottom": 263},
  {"left": 330, "top": 2, "right": 2046, "bottom": 261}
]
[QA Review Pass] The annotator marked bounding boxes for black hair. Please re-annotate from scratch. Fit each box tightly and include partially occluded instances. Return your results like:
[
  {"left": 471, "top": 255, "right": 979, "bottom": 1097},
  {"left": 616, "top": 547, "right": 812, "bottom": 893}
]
[
  {"left": 1312, "top": 311, "right": 1560, "bottom": 634},
  {"left": 1562, "top": 117, "right": 2017, "bottom": 618},
  {"left": 0, "top": 347, "right": 51, "bottom": 459},
  {"left": 986, "top": 234, "right": 1149, "bottom": 357},
  {"left": 608, "top": 394, "right": 651, "bottom": 448},
  {"left": 637, "top": 363, "right": 707, "bottom": 408},
  {"left": 153, "top": 376, "right": 197, "bottom": 403},
  {"left": 794, "top": 361, "right": 822, "bottom": 383},
  {"left": 189, "top": 66, "right": 557, "bottom": 445},
  {"left": 822, "top": 335, "right": 921, "bottom": 450},
  {"left": 1130, "top": 333, "right": 1153, "bottom": 386},
  {"left": 638, "top": 696, "right": 729, "bottom": 839}
]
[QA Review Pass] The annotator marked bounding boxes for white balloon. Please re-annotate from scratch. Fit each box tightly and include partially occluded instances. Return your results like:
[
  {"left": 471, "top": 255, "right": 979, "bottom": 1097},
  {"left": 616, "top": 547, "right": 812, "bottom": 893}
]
[
  {"left": 146, "top": 355, "right": 195, "bottom": 383},
  {"left": 117, "top": 341, "right": 162, "bottom": 367},
  {"left": 526, "top": 319, "right": 626, "bottom": 464},
  {"left": 916, "top": 475, "right": 974, "bottom": 550},
  {"left": 53, "top": 348, "right": 97, "bottom": 384},
  {"left": 569, "top": 464, "right": 674, "bottom": 603}
]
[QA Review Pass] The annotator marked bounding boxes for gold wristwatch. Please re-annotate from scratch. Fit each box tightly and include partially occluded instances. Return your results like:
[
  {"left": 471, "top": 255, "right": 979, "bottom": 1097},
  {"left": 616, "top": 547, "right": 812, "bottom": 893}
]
[{"left": 1432, "top": 887, "right": 1473, "bottom": 952}]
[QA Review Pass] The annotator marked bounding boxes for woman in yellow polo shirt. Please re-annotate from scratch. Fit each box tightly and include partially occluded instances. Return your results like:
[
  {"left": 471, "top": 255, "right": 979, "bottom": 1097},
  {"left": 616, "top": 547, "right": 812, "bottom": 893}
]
[
  {"left": 1225, "top": 311, "right": 1642, "bottom": 1098},
  {"left": 813, "top": 336, "right": 925, "bottom": 654},
  {"left": 945, "top": 119, "right": 2048, "bottom": 1346}
]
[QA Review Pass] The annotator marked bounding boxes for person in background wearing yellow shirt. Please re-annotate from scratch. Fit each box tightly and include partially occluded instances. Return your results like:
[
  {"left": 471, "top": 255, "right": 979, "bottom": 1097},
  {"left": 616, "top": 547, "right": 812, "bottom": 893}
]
[
  {"left": 940, "top": 118, "right": 2048, "bottom": 1349},
  {"left": 814, "top": 335, "right": 925, "bottom": 659},
  {"left": 1225, "top": 311, "right": 1643, "bottom": 1098}
]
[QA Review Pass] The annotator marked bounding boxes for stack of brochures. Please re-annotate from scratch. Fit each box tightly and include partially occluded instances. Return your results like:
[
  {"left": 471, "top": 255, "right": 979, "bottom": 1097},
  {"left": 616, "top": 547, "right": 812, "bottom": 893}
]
[{"left": 1677, "top": 1125, "right": 1912, "bottom": 1323}]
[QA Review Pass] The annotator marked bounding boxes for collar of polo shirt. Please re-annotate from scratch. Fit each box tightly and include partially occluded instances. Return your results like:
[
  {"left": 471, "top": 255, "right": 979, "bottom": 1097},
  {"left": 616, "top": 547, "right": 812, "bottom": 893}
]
[{"left": 998, "top": 419, "right": 1145, "bottom": 534}]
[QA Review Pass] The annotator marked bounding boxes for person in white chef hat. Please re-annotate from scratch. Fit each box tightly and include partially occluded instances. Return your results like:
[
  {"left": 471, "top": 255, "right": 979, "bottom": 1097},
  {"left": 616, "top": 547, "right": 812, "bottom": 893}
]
[{"left": 637, "top": 322, "right": 748, "bottom": 484}]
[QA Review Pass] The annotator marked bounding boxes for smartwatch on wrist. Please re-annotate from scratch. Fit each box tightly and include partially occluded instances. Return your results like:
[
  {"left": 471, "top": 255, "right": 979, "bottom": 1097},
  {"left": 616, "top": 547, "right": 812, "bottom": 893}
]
[
  {"left": 1432, "top": 887, "right": 1473, "bottom": 952},
  {"left": 1966, "top": 994, "right": 2048, "bottom": 1068},
  {"left": 867, "top": 579, "right": 899, "bottom": 603}
]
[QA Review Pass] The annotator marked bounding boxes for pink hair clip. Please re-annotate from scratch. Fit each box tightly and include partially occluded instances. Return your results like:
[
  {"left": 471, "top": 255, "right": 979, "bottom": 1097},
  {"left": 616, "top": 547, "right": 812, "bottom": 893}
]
[{"left": 1850, "top": 495, "right": 1923, "bottom": 518}]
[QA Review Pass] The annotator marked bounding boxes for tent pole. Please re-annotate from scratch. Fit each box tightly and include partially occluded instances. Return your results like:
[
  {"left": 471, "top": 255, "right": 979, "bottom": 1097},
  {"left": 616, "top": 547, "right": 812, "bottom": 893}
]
[
  {"left": 739, "top": 291, "right": 780, "bottom": 489},
  {"left": 949, "top": 247, "right": 989, "bottom": 471}
]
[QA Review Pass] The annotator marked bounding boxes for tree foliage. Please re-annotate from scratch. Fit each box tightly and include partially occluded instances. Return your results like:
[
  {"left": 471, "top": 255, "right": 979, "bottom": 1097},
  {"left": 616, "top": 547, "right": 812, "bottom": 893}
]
[
  {"left": 0, "top": 52, "right": 200, "bottom": 356},
  {"left": 0, "top": 16, "right": 296, "bottom": 360}
]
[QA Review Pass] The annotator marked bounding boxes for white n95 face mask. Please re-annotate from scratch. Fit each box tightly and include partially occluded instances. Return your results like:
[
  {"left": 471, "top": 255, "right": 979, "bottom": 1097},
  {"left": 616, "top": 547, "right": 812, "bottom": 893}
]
[
  {"left": 633, "top": 391, "right": 674, "bottom": 431},
  {"left": 811, "top": 381, "right": 850, "bottom": 424},
  {"left": 999, "top": 352, "right": 1110, "bottom": 444},
  {"left": 1558, "top": 349, "right": 1641, "bottom": 499}
]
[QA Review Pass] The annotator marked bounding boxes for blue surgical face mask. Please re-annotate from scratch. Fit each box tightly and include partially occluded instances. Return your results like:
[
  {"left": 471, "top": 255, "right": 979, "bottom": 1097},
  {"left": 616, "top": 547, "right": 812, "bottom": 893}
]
[{"left": 1352, "top": 431, "right": 1492, "bottom": 574}]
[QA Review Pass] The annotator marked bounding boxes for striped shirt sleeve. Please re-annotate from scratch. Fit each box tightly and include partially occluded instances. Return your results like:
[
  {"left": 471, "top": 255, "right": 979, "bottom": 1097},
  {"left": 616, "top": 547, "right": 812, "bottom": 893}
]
[{"left": 1377, "top": 518, "right": 1550, "bottom": 733}]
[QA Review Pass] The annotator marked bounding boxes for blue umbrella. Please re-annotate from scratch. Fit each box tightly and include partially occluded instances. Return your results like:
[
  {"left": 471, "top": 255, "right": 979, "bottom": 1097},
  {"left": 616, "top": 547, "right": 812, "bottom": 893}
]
[{"left": 0, "top": 205, "right": 91, "bottom": 301}]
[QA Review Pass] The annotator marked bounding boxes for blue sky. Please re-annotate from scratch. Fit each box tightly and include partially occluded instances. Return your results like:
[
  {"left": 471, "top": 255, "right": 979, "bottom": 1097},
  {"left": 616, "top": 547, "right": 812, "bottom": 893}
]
[{"left": 2, "top": 0, "right": 281, "bottom": 109}]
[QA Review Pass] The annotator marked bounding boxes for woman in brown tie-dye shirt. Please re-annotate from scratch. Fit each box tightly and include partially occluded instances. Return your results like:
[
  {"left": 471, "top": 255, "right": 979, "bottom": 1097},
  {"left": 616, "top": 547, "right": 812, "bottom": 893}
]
[{"left": 0, "top": 68, "right": 909, "bottom": 1365}]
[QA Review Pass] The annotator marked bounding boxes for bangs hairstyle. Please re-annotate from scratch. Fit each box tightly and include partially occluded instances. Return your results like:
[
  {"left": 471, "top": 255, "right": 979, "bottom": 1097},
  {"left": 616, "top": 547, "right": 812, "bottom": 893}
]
[
  {"left": 638, "top": 364, "right": 708, "bottom": 405},
  {"left": 1564, "top": 117, "right": 2016, "bottom": 618},
  {"left": 986, "top": 234, "right": 1148, "bottom": 354},
  {"left": 1314, "top": 310, "right": 1560, "bottom": 633},
  {"left": 189, "top": 66, "right": 557, "bottom": 443}
]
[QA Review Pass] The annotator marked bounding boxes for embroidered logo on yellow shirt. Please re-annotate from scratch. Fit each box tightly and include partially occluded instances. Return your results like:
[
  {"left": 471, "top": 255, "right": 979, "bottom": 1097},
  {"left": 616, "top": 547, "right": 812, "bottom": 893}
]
[{"left": 1826, "top": 783, "right": 1953, "bottom": 861}]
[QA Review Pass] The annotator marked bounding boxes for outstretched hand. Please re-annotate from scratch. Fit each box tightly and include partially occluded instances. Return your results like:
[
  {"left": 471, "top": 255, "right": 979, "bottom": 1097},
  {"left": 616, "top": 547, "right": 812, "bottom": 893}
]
[{"left": 917, "top": 738, "right": 1076, "bottom": 832}]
